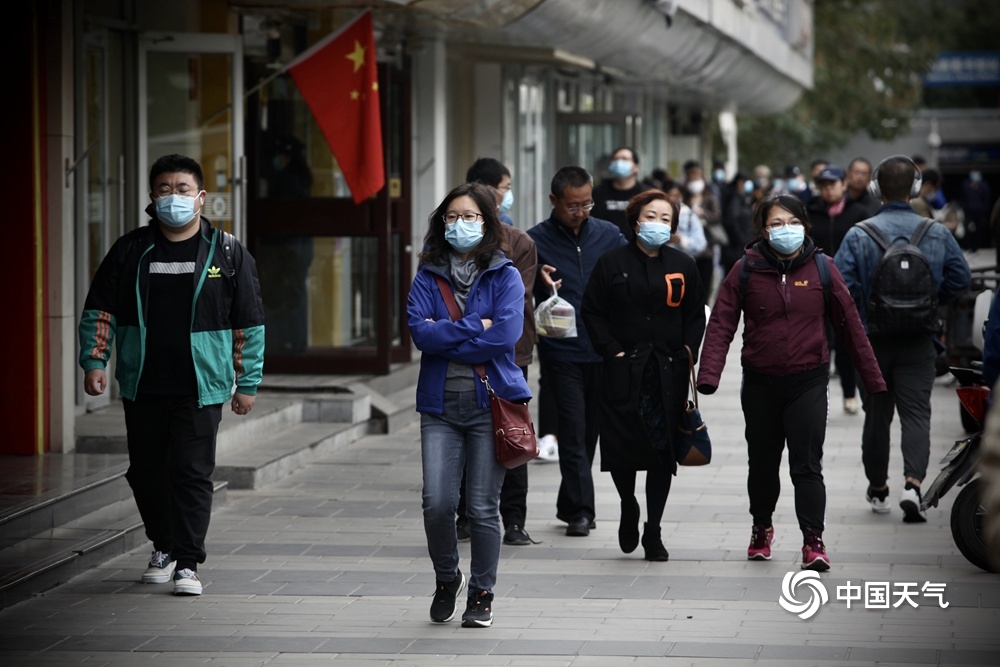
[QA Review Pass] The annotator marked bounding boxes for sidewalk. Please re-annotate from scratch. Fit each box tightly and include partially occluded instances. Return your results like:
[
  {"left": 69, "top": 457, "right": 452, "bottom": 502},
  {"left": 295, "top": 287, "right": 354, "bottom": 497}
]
[{"left": 1, "top": 339, "right": 998, "bottom": 666}]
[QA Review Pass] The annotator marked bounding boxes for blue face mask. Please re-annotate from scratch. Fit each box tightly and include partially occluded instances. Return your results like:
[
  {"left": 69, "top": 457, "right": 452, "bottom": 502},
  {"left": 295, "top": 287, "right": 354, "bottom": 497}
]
[
  {"left": 500, "top": 188, "right": 514, "bottom": 214},
  {"left": 155, "top": 193, "right": 203, "bottom": 228},
  {"left": 445, "top": 220, "right": 484, "bottom": 253},
  {"left": 637, "top": 222, "right": 672, "bottom": 249},
  {"left": 767, "top": 224, "right": 806, "bottom": 255},
  {"left": 609, "top": 159, "right": 633, "bottom": 179},
  {"left": 713, "top": 168, "right": 726, "bottom": 182},
  {"left": 743, "top": 180, "right": 755, "bottom": 194}
]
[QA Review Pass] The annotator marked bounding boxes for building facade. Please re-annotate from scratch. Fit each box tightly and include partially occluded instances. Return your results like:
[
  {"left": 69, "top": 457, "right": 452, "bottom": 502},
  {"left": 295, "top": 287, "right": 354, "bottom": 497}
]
[{"left": 13, "top": 0, "right": 813, "bottom": 455}]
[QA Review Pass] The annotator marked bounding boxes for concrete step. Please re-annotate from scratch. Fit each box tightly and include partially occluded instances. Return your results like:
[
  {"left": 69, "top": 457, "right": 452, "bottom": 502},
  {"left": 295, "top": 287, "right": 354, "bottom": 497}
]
[
  {"left": 75, "top": 392, "right": 371, "bottom": 456},
  {"left": 214, "top": 421, "right": 371, "bottom": 490},
  {"left": 0, "top": 481, "right": 227, "bottom": 610},
  {"left": 0, "top": 461, "right": 131, "bottom": 550},
  {"left": 347, "top": 382, "right": 417, "bottom": 434}
]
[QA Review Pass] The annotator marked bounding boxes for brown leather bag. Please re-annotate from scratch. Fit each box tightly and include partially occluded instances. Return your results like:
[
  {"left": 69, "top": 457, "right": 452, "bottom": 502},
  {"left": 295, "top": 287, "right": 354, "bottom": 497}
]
[{"left": 433, "top": 275, "right": 538, "bottom": 468}]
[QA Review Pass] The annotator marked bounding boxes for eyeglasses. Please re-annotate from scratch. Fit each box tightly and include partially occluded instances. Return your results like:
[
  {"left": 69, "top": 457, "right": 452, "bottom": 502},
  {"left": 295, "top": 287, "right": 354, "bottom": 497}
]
[
  {"left": 443, "top": 212, "right": 484, "bottom": 224},
  {"left": 765, "top": 220, "right": 804, "bottom": 230},
  {"left": 564, "top": 201, "right": 595, "bottom": 214},
  {"left": 155, "top": 184, "right": 200, "bottom": 197}
]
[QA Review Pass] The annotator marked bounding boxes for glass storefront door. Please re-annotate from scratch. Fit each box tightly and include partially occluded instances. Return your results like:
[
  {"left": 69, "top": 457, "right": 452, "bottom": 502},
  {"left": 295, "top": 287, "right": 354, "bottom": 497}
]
[
  {"left": 245, "top": 53, "right": 412, "bottom": 375},
  {"left": 138, "top": 33, "right": 244, "bottom": 239},
  {"left": 556, "top": 113, "right": 635, "bottom": 184},
  {"left": 75, "top": 28, "right": 128, "bottom": 411}
]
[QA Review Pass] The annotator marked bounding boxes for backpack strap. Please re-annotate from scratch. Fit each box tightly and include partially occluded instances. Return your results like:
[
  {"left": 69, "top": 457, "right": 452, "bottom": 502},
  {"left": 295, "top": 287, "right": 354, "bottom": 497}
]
[
  {"left": 813, "top": 251, "right": 832, "bottom": 303},
  {"left": 739, "top": 252, "right": 831, "bottom": 304},
  {"left": 218, "top": 229, "right": 237, "bottom": 279},
  {"left": 910, "top": 218, "right": 936, "bottom": 246},
  {"left": 857, "top": 220, "right": 891, "bottom": 251},
  {"left": 738, "top": 255, "right": 750, "bottom": 302}
]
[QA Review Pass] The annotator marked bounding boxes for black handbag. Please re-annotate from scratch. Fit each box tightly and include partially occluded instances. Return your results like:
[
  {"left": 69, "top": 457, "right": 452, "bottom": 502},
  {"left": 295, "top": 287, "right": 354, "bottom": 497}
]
[
  {"left": 676, "top": 345, "right": 712, "bottom": 466},
  {"left": 432, "top": 275, "right": 538, "bottom": 469}
]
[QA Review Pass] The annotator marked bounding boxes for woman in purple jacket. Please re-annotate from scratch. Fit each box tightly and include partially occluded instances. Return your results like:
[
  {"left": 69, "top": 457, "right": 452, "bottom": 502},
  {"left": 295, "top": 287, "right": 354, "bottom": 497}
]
[
  {"left": 406, "top": 182, "right": 531, "bottom": 629},
  {"left": 697, "top": 194, "right": 886, "bottom": 571}
]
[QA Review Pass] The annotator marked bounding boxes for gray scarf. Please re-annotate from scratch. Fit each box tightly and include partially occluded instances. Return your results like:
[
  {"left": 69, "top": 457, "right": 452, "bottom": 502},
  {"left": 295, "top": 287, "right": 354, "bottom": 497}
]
[{"left": 449, "top": 254, "right": 480, "bottom": 313}]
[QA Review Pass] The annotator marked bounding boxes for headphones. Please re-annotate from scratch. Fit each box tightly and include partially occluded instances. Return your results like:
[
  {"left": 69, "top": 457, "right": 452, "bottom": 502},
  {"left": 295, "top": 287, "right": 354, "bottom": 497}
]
[{"left": 868, "top": 154, "right": 922, "bottom": 200}]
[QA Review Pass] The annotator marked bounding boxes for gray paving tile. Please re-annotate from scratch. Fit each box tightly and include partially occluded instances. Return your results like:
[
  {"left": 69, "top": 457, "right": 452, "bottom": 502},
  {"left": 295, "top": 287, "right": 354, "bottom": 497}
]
[
  {"left": 668, "top": 642, "right": 760, "bottom": 659},
  {"left": 229, "top": 636, "right": 330, "bottom": 652},
  {"left": 580, "top": 640, "right": 672, "bottom": 656},
  {"left": 848, "top": 647, "right": 941, "bottom": 663},
  {"left": 938, "top": 649, "right": 1000, "bottom": 665}
]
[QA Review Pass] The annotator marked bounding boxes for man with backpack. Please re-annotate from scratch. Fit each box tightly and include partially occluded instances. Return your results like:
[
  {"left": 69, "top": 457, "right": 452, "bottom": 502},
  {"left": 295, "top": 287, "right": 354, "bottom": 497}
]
[
  {"left": 835, "top": 155, "right": 970, "bottom": 523},
  {"left": 79, "top": 154, "right": 266, "bottom": 595}
]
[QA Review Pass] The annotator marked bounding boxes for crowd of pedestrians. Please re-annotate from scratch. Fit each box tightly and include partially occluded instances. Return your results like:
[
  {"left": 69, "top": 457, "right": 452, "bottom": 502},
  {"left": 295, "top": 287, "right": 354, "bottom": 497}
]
[
  {"left": 80, "top": 149, "right": 990, "bottom": 630},
  {"left": 397, "top": 148, "right": 980, "bottom": 628}
]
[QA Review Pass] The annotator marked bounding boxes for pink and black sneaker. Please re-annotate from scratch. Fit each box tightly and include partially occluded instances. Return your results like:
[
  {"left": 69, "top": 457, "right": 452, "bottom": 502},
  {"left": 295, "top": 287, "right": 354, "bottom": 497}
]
[
  {"left": 747, "top": 524, "right": 774, "bottom": 561},
  {"left": 801, "top": 531, "right": 831, "bottom": 571}
]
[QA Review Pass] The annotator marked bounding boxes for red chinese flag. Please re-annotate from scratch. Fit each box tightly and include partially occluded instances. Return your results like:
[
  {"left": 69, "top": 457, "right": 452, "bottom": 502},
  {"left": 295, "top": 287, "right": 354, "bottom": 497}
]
[{"left": 289, "top": 11, "right": 384, "bottom": 204}]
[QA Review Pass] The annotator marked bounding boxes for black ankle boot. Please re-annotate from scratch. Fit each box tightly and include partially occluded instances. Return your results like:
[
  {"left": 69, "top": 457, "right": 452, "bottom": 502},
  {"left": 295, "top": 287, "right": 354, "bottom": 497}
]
[
  {"left": 641, "top": 522, "right": 669, "bottom": 562},
  {"left": 618, "top": 497, "right": 640, "bottom": 554}
]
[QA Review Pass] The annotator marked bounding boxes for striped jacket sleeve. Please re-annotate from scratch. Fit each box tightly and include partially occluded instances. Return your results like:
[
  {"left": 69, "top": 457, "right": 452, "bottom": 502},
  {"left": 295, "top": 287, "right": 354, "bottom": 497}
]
[
  {"left": 78, "top": 238, "right": 123, "bottom": 371},
  {"left": 229, "top": 240, "right": 266, "bottom": 394}
]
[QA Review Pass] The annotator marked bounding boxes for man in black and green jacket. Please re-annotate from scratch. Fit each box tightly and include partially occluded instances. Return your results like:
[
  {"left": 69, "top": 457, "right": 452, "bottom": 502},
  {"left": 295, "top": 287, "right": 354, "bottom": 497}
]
[{"left": 79, "top": 154, "right": 265, "bottom": 596}]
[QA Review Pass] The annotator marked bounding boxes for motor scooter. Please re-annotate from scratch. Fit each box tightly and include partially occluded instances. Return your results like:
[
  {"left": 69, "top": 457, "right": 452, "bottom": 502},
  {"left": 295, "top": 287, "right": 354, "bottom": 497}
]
[{"left": 920, "top": 364, "right": 995, "bottom": 572}]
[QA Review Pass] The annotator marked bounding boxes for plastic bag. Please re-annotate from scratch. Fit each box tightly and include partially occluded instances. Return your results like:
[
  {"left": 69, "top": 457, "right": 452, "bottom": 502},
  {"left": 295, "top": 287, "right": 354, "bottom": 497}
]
[{"left": 534, "top": 286, "right": 578, "bottom": 338}]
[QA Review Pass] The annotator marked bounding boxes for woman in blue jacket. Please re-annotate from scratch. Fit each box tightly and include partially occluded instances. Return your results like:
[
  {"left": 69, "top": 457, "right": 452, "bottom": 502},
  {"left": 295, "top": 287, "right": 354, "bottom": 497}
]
[{"left": 407, "top": 182, "right": 531, "bottom": 629}]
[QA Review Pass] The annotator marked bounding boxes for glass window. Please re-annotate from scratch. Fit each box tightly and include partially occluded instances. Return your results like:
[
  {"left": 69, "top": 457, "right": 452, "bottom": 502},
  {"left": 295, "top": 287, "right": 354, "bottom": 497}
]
[{"left": 257, "top": 235, "right": 378, "bottom": 353}]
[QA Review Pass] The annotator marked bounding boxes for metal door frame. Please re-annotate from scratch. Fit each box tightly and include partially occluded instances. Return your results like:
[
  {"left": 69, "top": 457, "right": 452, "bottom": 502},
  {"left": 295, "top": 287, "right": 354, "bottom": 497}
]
[{"left": 137, "top": 32, "right": 245, "bottom": 240}]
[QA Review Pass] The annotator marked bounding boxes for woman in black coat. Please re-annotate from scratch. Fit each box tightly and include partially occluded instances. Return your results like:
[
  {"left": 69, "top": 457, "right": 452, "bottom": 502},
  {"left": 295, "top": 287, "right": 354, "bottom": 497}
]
[{"left": 582, "top": 189, "right": 707, "bottom": 561}]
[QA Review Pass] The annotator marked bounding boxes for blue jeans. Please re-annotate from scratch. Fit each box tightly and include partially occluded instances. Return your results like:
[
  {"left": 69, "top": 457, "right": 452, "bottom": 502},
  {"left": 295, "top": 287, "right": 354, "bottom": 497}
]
[{"left": 420, "top": 390, "right": 506, "bottom": 593}]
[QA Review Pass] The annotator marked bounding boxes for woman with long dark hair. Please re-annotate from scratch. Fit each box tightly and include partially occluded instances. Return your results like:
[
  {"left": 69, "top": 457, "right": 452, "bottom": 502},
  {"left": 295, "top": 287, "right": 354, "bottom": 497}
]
[{"left": 407, "top": 182, "right": 531, "bottom": 628}]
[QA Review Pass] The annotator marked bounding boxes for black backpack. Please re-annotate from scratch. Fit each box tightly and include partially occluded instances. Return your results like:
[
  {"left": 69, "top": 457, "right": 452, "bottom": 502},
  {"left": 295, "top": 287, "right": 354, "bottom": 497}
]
[{"left": 857, "top": 218, "right": 938, "bottom": 337}]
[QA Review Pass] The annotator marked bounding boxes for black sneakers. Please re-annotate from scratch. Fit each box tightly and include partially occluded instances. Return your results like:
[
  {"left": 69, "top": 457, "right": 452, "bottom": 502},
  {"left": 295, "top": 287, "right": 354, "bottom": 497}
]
[
  {"left": 461, "top": 588, "right": 494, "bottom": 628},
  {"left": 503, "top": 524, "right": 534, "bottom": 546},
  {"left": 429, "top": 570, "right": 466, "bottom": 623}
]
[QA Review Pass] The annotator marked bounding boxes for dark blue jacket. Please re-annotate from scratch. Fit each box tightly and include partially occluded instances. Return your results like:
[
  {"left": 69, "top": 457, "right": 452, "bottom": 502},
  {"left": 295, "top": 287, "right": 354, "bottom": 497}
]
[
  {"left": 407, "top": 253, "right": 531, "bottom": 414},
  {"left": 527, "top": 215, "right": 627, "bottom": 363},
  {"left": 983, "top": 290, "right": 1000, "bottom": 393}
]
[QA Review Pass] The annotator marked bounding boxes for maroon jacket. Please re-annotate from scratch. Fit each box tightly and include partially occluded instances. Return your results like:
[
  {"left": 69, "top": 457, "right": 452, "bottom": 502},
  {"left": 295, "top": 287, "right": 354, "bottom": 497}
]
[{"left": 697, "top": 240, "right": 886, "bottom": 394}]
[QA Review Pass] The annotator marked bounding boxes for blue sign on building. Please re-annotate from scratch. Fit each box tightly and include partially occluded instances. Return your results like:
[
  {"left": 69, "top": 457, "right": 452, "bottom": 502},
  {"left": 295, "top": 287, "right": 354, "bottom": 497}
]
[{"left": 924, "top": 52, "right": 1000, "bottom": 87}]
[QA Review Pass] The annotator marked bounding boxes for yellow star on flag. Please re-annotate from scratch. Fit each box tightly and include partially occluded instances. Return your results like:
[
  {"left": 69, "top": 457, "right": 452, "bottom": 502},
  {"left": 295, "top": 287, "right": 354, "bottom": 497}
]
[
  {"left": 351, "top": 90, "right": 359, "bottom": 100},
  {"left": 345, "top": 40, "right": 365, "bottom": 73},
  {"left": 372, "top": 82, "right": 379, "bottom": 91}
]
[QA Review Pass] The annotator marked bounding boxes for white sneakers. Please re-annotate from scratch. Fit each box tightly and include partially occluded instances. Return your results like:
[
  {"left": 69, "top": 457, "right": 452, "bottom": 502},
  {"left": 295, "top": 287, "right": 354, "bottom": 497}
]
[
  {"left": 173, "top": 568, "right": 203, "bottom": 595},
  {"left": 843, "top": 397, "right": 860, "bottom": 415},
  {"left": 899, "top": 485, "right": 928, "bottom": 523},
  {"left": 141, "top": 550, "right": 176, "bottom": 584},
  {"left": 536, "top": 434, "right": 559, "bottom": 462},
  {"left": 866, "top": 486, "right": 891, "bottom": 514}
]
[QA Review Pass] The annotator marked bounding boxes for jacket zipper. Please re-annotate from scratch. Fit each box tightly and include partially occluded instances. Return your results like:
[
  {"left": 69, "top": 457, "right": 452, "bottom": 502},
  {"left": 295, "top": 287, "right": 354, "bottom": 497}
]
[{"left": 556, "top": 222, "right": 586, "bottom": 280}]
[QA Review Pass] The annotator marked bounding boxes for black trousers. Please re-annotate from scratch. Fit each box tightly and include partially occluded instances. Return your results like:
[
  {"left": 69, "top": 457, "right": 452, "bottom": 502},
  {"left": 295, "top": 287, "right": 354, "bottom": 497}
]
[
  {"left": 827, "top": 321, "right": 857, "bottom": 400},
  {"left": 859, "top": 336, "right": 936, "bottom": 485},
  {"left": 123, "top": 394, "right": 223, "bottom": 571},
  {"left": 540, "top": 357, "right": 602, "bottom": 523},
  {"left": 458, "top": 366, "right": 529, "bottom": 528},
  {"left": 742, "top": 368, "right": 829, "bottom": 537}
]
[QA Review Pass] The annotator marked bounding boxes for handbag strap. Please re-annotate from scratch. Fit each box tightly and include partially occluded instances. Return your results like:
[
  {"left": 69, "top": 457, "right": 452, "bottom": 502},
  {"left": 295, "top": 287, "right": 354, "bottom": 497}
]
[
  {"left": 432, "top": 274, "right": 490, "bottom": 388},
  {"left": 684, "top": 344, "right": 698, "bottom": 409}
]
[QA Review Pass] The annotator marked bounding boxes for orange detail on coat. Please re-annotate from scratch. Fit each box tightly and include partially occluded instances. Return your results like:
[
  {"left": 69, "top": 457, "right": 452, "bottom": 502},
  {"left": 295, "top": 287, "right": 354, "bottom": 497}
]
[{"left": 665, "top": 273, "right": 685, "bottom": 307}]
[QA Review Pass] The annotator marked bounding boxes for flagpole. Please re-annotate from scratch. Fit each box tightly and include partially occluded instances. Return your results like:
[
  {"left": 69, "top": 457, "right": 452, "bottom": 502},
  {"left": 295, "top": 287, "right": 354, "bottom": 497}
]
[{"left": 243, "top": 9, "right": 371, "bottom": 101}]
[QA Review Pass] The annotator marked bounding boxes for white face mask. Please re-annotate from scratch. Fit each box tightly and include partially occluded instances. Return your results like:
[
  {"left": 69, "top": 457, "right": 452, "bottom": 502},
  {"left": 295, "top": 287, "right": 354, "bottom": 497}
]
[{"left": 687, "top": 179, "right": 705, "bottom": 195}]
